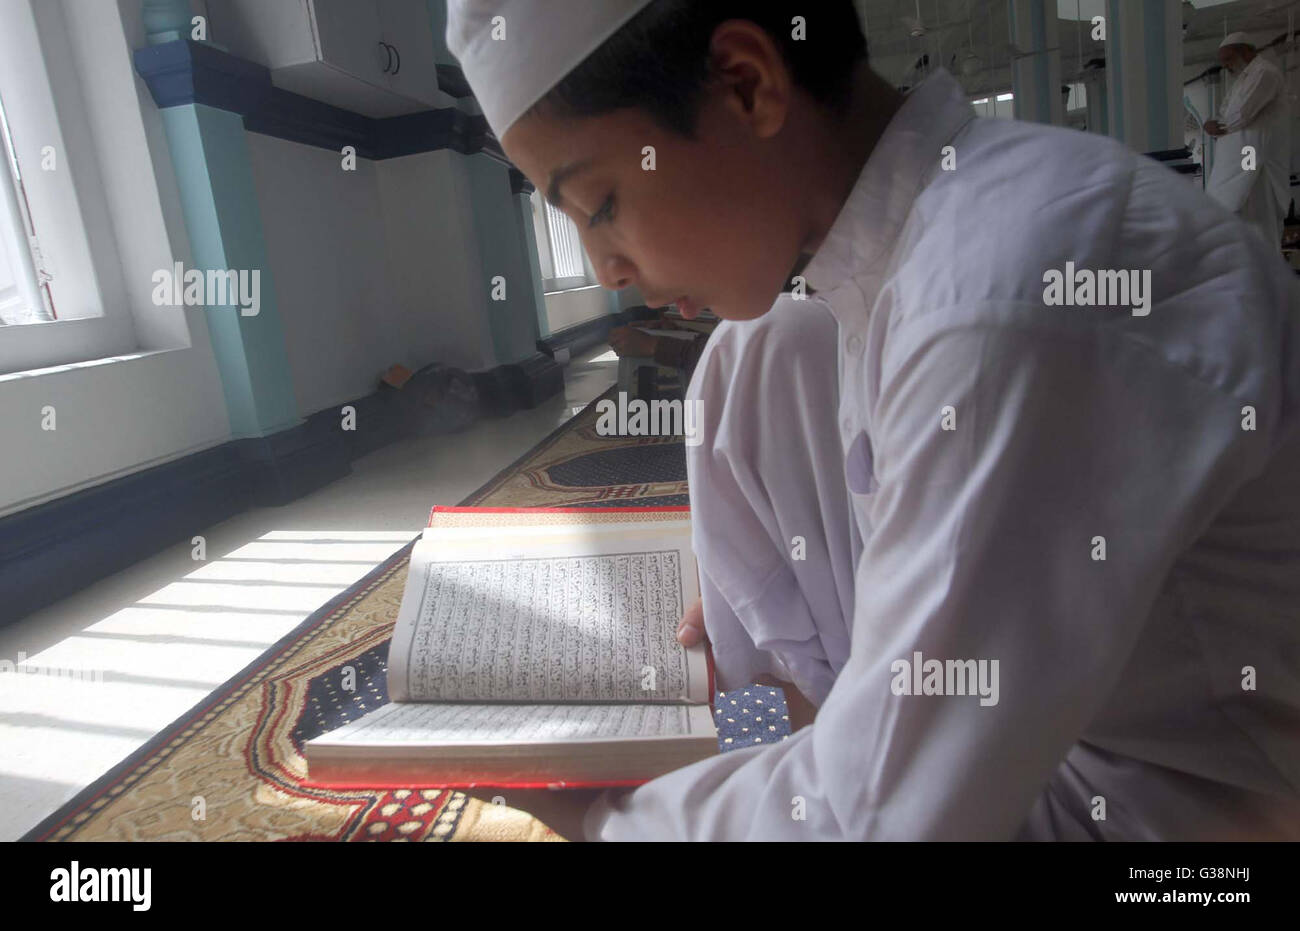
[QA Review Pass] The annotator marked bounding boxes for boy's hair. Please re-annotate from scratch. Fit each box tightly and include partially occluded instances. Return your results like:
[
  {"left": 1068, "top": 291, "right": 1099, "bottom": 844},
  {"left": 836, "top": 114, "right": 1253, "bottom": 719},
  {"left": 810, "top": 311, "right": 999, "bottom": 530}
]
[{"left": 527, "top": 1, "right": 868, "bottom": 139}]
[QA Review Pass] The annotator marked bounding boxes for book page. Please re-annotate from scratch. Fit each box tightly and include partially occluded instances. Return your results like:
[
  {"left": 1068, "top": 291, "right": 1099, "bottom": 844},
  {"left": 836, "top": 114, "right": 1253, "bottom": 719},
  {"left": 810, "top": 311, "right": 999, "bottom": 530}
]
[
  {"left": 387, "top": 519, "right": 707, "bottom": 704},
  {"left": 315, "top": 701, "right": 715, "bottom": 746}
]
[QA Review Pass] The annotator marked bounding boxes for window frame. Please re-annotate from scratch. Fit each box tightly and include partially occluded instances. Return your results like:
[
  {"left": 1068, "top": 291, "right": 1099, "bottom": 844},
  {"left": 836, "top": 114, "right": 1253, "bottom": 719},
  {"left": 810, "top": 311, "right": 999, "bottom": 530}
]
[
  {"left": 529, "top": 188, "right": 596, "bottom": 293},
  {"left": 0, "top": 95, "right": 49, "bottom": 325},
  {"left": 0, "top": 0, "right": 137, "bottom": 376},
  {"left": 971, "top": 92, "right": 1016, "bottom": 119}
]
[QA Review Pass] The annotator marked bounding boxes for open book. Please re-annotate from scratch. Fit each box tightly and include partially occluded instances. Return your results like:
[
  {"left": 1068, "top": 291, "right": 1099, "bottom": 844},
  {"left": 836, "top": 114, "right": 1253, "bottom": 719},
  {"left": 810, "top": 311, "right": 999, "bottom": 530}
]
[{"left": 303, "top": 506, "right": 717, "bottom": 788}]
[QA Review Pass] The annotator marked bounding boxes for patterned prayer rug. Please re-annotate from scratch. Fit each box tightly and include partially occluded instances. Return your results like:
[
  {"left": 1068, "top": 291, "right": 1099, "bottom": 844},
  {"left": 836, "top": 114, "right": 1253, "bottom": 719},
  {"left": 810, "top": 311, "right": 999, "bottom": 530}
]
[{"left": 24, "top": 386, "right": 788, "bottom": 842}]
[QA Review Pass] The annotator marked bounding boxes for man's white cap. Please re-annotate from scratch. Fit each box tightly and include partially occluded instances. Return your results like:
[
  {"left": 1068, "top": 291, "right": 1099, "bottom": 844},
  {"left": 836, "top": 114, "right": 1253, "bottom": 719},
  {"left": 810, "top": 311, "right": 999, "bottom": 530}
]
[
  {"left": 1220, "top": 32, "right": 1255, "bottom": 50},
  {"left": 446, "top": 0, "right": 655, "bottom": 140}
]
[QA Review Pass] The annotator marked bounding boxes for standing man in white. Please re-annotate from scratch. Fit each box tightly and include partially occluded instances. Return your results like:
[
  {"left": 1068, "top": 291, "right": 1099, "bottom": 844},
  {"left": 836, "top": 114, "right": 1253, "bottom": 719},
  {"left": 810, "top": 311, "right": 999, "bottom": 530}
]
[{"left": 1206, "top": 33, "right": 1291, "bottom": 248}]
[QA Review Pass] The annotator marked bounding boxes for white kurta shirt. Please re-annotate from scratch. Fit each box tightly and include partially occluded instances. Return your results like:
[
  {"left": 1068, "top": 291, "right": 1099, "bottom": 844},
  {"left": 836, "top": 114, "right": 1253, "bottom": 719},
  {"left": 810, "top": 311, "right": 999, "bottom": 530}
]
[
  {"left": 1207, "top": 53, "right": 1290, "bottom": 214},
  {"left": 586, "top": 69, "right": 1300, "bottom": 841},
  {"left": 683, "top": 296, "right": 858, "bottom": 707}
]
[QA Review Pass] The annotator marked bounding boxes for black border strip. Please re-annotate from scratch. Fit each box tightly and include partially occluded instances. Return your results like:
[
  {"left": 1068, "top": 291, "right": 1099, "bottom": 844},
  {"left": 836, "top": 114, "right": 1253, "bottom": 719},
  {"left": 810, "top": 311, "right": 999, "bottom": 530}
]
[{"left": 132, "top": 39, "right": 531, "bottom": 190}]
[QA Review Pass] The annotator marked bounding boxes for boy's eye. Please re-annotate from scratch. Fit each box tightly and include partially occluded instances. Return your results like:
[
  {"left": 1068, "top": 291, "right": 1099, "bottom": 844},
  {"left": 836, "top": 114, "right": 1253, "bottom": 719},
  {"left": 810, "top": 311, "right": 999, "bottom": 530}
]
[{"left": 588, "top": 194, "right": 615, "bottom": 228}]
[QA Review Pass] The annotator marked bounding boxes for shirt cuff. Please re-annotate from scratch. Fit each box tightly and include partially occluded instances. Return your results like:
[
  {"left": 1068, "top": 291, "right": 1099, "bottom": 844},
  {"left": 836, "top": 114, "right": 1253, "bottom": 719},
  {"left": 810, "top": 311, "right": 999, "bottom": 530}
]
[{"left": 582, "top": 787, "right": 634, "bottom": 841}]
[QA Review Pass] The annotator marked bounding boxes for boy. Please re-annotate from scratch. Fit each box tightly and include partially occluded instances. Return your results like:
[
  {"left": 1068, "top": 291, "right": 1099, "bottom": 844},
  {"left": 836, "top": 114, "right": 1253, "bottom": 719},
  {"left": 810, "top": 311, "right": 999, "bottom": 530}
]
[{"left": 446, "top": 1, "right": 1300, "bottom": 840}]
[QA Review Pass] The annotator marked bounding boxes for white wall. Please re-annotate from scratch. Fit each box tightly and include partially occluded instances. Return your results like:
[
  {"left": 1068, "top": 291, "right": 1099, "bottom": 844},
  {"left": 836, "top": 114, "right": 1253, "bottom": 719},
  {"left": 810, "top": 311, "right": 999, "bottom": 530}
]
[
  {"left": 375, "top": 149, "right": 499, "bottom": 372},
  {"left": 246, "top": 137, "right": 512, "bottom": 414},
  {"left": 544, "top": 286, "right": 615, "bottom": 332},
  {"left": 247, "top": 133, "right": 398, "bottom": 414}
]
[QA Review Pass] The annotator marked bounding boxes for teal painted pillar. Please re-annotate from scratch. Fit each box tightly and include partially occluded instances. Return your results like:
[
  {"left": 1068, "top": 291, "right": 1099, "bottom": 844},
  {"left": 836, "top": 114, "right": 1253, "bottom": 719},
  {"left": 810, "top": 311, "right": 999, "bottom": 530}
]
[
  {"left": 431, "top": 2, "right": 549, "bottom": 349},
  {"left": 466, "top": 155, "right": 543, "bottom": 364},
  {"left": 142, "top": 0, "right": 191, "bottom": 44},
  {"left": 144, "top": 0, "right": 301, "bottom": 438},
  {"left": 1008, "top": 0, "right": 1064, "bottom": 125},
  {"left": 1105, "top": 0, "right": 1182, "bottom": 152},
  {"left": 1205, "top": 78, "right": 1218, "bottom": 185},
  {"left": 1084, "top": 71, "right": 1108, "bottom": 134},
  {"left": 427, "top": 0, "right": 454, "bottom": 63},
  {"left": 514, "top": 189, "right": 551, "bottom": 339},
  {"left": 159, "top": 104, "right": 302, "bottom": 437}
]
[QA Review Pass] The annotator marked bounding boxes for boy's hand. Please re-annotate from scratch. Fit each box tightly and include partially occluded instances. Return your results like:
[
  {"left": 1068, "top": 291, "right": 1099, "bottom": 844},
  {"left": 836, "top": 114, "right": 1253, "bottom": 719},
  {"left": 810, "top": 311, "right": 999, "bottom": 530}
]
[
  {"left": 676, "top": 595, "right": 707, "bottom": 646},
  {"left": 676, "top": 596, "right": 817, "bottom": 730},
  {"left": 609, "top": 325, "right": 657, "bottom": 358}
]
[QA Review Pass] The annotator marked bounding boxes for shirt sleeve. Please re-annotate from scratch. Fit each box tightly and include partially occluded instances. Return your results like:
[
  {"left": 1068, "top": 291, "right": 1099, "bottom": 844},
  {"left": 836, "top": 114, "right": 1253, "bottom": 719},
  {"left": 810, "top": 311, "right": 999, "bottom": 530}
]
[
  {"left": 1221, "top": 62, "right": 1283, "bottom": 132},
  {"left": 697, "top": 563, "right": 789, "bottom": 691},
  {"left": 585, "top": 316, "right": 1261, "bottom": 840},
  {"left": 680, "top": 309, "right": 851, "bottom": 709}
]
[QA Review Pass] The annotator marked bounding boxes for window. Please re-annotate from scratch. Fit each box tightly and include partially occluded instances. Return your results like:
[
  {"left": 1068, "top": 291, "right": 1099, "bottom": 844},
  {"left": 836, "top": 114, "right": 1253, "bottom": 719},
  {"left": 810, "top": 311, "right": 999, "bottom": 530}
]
[
  {"left": 0, "top": 0, "right": 135, "bottom": 375},
  {"left": 1065, "top": 82, "right": 1087, "bottom": 112},
  {"left": 971, "top": 92, "right": 1015, "bottom": 119},
  {"left": 529, "top": 189, "right": 596, "bottom": 292},
  {"left": 0, "top": 93, "right": 54, "bottom": 325}
]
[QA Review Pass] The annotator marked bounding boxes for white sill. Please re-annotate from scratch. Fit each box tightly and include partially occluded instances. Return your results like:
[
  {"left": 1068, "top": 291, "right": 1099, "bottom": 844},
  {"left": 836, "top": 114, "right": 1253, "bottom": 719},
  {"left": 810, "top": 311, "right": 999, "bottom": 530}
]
[
  {"left": 544, "top": 284, "right": 603, "bottom": 296},
  {"left": 0, "top": 347, "right": 184, "bottom": 384}
]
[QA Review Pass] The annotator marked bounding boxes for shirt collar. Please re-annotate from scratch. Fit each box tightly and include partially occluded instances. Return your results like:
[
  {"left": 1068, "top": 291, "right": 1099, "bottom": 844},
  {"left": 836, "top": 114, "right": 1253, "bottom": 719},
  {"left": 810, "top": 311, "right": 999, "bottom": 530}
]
[{"left": 802, "top": 68, "right": 976, "bottom": 296}]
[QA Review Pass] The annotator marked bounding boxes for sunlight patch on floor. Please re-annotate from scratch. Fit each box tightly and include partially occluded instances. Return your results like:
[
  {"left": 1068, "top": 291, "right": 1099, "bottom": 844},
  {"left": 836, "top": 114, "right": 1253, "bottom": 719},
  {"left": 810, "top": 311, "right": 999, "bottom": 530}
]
[{"left": 0, "top": 527, "right": 412, "bottom": 837}]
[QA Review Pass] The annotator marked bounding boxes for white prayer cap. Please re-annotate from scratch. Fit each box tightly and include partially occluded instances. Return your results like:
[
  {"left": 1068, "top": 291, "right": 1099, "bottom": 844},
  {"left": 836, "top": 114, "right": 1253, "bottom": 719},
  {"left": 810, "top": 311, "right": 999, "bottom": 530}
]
[
  {"left": 446, "top": 0, "right": 655, "bottom": 140},
  {"left": 1220, "top": 32, "right": 1255, "bottom": 50}
]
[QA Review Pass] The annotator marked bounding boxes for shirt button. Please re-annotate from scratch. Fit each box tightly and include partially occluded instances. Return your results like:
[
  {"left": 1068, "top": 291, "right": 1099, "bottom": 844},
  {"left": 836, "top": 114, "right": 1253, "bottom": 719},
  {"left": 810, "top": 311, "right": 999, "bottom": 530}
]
[{"left": 846, "top": 334, "right": 864, "bottom": 356}]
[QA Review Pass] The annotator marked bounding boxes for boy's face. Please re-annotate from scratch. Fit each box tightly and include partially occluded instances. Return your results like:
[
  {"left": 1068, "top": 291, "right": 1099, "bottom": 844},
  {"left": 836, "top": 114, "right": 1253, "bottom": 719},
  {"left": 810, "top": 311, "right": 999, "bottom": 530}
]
[{"left": 501, "top": 54, "right": 811, "bottom": 321}]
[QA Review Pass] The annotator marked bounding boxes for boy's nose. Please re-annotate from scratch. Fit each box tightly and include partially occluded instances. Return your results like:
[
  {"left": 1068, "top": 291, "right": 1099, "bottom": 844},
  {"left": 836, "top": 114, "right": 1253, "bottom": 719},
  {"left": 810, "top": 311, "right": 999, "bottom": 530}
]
[{"left": 595, "top": 260, "right": 634, "bottom": 292}]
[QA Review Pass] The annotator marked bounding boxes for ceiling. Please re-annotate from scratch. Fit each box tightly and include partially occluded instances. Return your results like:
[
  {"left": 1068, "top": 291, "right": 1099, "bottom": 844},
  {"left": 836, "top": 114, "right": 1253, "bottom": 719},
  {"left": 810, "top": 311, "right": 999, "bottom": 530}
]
[{"left": 854, "top": 0, "right": 1300, "bottom": 94}]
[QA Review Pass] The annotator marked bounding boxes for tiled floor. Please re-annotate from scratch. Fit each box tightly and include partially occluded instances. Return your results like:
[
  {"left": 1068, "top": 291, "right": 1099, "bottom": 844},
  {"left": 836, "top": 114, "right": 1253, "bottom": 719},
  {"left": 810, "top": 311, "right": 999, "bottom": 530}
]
[{"left": 0, "top": 346, "right": 619, "bottom": 840}]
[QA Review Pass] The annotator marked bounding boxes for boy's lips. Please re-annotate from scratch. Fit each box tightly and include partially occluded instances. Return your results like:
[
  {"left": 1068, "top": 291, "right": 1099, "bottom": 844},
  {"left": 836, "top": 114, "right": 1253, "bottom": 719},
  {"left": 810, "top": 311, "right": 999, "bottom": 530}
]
[{"left": 647, "top": 293, "right": 702, "bottom": 316}]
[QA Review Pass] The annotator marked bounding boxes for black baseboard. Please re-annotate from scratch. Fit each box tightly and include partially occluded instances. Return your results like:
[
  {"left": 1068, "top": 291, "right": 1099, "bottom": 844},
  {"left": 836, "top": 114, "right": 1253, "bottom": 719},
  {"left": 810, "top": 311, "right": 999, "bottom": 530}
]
[
  {"left": 472, "top": 353, "right": 564, "bottom": 417},
  {"left": 0, "top": 389, "right": 412, "bottom": 629},
  {"left": 536, "top": 305, "right": 656, "bottom": 361}
]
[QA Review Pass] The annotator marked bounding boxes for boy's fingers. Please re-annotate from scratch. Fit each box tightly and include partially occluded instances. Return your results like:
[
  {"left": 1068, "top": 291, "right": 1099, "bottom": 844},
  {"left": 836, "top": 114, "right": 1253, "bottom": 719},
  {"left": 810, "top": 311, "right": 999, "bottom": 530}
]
[
  {"left": 676, "top": 623, "right": 705, "bottom": 647},
  {"left": 676, "top": 597, "right": 707, "bottom": 646}
]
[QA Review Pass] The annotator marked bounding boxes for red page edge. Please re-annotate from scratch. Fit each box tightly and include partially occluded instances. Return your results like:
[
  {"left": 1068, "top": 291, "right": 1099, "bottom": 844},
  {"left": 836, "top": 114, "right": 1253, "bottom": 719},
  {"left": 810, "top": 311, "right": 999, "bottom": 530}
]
[
  {"left": 298, "top": 777, "right": 648, "bottom": 792},
  {"left": 429, "top": 504, "right": 692, "bottom": 524}
]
